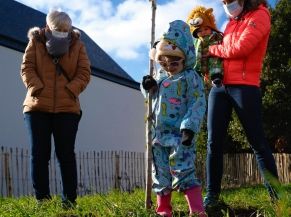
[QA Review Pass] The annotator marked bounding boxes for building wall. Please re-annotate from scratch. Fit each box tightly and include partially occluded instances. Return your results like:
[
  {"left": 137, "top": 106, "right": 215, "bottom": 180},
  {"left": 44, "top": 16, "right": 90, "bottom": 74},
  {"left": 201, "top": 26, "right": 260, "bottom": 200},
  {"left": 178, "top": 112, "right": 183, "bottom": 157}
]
[{"left": 0, "top": 45, "right": 146, "bottom": 152}]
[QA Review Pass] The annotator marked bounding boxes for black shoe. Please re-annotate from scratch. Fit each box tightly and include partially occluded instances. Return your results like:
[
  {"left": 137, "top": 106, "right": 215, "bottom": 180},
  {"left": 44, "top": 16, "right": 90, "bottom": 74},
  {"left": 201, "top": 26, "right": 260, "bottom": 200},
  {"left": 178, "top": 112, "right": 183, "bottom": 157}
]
[
  {"left": 203, "top": 194, "right": 219, "bottom": 210},
  {"left": 36, "top": 195, "right": 52, "bottom": 207},
  {"left": 61, "top": 200, "right": 77, "bottom": 210},
  {"left": 204, "top": 194, "right": 230, "bottom": 217}
]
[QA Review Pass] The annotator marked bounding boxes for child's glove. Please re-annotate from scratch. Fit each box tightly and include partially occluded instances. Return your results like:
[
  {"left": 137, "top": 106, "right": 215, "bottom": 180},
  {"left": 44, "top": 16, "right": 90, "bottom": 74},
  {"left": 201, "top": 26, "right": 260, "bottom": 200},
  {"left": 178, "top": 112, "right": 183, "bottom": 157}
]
[
  {"left": 181, "top": 129, "right": 194, "bottom": 146},
  {"left": 142, "top": 75, "right": 157, "bottom": 91}
]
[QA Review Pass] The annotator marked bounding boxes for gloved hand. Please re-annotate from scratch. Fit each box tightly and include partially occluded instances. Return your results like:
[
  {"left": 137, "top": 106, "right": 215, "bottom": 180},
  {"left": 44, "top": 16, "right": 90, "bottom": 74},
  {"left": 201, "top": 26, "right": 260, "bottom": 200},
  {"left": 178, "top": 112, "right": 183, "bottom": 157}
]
[
  {"left": 181, "top": 129, "right": 194, "bottom": 146},
  {"left": 142, "top": 75, "right": 157, "bottom": 91}
]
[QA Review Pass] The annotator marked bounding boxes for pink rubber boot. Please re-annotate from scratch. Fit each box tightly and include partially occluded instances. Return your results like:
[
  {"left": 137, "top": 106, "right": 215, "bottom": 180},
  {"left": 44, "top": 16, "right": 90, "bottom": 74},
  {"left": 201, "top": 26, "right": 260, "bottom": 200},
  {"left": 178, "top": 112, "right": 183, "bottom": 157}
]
[
  {"left": 156, "top": 193, "right": 172, "bottom": 217},
  {"left": 184, "top": 186, "right": 207, "bottom": 217}
]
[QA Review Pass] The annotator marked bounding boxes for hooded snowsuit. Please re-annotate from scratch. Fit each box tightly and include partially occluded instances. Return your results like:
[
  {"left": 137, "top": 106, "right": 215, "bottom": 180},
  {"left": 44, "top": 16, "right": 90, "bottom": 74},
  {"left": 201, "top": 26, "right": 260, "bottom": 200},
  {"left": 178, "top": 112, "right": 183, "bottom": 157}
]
[{"left": 142, "top": 20, "right": 206, "bottom": 194}]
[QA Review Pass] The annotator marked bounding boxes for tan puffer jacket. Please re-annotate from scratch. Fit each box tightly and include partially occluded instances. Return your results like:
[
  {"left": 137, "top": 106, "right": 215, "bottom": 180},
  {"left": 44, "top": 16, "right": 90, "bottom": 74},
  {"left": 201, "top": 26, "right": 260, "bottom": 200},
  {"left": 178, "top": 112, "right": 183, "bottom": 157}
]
[{"left": 21, "top": 27, "right": 91, "bottom": 114}]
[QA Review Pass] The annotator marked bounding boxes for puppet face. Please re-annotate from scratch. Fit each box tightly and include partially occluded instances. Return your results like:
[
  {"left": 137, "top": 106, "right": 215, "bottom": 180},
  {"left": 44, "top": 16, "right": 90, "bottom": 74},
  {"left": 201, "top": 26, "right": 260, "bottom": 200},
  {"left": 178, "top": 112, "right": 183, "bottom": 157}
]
[{"left": 187, "top": 6, "right": 219, "bottom": 38}]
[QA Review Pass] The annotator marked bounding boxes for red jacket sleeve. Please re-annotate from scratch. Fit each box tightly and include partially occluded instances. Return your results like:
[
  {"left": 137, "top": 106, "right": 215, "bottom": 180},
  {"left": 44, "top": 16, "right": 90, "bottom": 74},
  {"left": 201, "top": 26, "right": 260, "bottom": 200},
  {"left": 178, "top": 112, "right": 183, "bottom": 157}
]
[{"left": 209, "top": 8, "right": 270, "bottom": 59}]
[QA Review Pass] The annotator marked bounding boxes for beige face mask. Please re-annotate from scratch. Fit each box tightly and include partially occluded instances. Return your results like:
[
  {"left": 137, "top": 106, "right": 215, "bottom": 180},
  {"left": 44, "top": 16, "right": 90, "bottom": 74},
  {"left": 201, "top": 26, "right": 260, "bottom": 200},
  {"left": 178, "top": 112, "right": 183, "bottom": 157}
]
[{"left": 51, "top": 30, "right": 69, "bottom": 38}]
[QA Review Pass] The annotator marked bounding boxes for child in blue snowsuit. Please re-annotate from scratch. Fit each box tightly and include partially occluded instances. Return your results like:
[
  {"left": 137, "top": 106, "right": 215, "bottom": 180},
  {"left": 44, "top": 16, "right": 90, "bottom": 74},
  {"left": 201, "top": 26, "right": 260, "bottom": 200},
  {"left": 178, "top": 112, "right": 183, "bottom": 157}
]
[{"left": 141, "top": 20, "right": 206, "bottom": 217}]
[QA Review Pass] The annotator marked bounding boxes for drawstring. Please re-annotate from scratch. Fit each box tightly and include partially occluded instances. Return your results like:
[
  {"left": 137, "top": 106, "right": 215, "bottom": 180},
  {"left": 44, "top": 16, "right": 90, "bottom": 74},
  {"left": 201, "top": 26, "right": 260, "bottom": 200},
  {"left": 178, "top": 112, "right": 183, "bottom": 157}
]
[
  {"left": 52, "top": 57, "right": 59, "bottom": 64},
  {"left": 52, "top": 57, "right": 71, "bottom": 81},
  {"left": 52, "top": 57, "right": 62, "bottom": 76}
]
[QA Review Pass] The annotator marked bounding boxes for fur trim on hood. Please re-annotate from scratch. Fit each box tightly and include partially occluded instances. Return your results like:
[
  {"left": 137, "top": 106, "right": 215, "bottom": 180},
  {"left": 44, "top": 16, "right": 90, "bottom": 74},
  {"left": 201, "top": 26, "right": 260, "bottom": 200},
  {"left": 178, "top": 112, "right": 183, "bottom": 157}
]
[
  {"left": 27, "top": 27, "right": 41, "bottom": 40},
  {"left": 72, "top": 29, "right": 81, "bottom": 38},
  {"left": 27, "top": 27, "right": 81, "bottom": 41}
]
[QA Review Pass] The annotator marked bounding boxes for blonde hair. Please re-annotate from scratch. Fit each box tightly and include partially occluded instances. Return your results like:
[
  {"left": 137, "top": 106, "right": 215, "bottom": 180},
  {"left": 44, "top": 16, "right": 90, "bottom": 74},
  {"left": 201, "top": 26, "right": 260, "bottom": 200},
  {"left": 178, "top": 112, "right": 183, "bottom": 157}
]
[{"left": 46, "top": 10, "right": 72, "bottom": 30}]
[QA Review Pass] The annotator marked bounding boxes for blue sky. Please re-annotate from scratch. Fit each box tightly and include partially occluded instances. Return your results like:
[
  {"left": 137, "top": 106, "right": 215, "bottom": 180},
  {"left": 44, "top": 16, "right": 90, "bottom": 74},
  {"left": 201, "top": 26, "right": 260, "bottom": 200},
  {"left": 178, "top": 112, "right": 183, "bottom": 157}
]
[{"left": 16, "top": 0, "right": 277, "bottom": 82}]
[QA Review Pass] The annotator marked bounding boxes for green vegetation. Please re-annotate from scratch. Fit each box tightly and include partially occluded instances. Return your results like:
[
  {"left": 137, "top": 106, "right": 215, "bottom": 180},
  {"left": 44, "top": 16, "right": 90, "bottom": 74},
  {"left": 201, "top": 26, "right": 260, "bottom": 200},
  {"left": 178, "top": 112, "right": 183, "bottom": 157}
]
[
  {"left": 261, "top": 0, "right": 291, "bottom": 152},
  {"left": 0, "top": 184, "right": 290, "bottom": 217}
]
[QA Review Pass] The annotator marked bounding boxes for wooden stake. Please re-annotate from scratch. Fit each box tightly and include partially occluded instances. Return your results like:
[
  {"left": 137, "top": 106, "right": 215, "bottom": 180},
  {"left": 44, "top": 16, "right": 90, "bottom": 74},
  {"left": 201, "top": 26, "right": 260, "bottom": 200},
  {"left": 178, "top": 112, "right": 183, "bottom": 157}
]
[{"left": 145, "top": 0, "right": 156, "bottom": 210}]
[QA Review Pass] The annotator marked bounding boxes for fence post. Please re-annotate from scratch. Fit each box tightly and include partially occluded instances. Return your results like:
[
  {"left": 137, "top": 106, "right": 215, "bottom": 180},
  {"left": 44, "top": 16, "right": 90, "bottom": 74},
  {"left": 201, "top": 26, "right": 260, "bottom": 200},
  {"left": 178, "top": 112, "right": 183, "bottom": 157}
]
[
  {"left": 4, "top": 152, "right": 12, "bottom": 197},
  {"left": 114, "top": 153, "right": 120, "bottom": 190},
  {"left": 1, "top": 146, "right": 4, "bottom": 196},
  {"left": 15, "top": 148, "right": 19, "bottom": 197}
]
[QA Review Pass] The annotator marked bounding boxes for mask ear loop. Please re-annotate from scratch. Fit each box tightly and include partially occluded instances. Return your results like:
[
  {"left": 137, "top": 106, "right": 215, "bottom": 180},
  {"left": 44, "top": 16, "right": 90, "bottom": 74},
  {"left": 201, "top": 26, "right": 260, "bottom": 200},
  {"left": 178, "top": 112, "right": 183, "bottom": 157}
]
[{"left": 153, "top": 61, "right": 159, "bottom": 79}]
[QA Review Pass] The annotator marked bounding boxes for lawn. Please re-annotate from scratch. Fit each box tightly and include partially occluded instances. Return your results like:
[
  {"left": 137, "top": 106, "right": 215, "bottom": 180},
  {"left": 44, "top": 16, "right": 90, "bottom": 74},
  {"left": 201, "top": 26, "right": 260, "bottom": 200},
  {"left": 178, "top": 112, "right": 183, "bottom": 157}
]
[{"left": 0, "top": 184, "right": 290, "bottom": 217}]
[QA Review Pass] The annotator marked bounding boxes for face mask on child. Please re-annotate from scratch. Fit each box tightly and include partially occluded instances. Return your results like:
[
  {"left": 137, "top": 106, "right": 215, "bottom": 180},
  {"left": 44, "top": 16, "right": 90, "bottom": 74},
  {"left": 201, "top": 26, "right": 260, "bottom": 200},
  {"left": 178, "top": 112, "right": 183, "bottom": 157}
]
[{"left": 223, "top": 0, "right": 244, "bottom": 18}]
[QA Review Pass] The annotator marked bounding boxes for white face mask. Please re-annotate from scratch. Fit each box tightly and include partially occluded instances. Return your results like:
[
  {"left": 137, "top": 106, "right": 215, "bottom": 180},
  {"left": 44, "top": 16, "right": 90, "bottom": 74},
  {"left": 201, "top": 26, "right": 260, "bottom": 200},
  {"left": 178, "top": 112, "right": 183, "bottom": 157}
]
[
  {"left": 51, "top": 30, "right": 69, "bottom": 38},
  {"left": 223, "top": 0, "right": 244, "bottom": 18}
]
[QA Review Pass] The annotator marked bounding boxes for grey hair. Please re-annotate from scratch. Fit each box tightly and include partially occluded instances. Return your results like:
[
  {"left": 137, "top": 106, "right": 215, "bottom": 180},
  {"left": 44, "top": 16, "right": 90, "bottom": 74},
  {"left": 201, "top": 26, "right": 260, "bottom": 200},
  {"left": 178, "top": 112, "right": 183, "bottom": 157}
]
[{"left": 46, "top": 10, "right": 72, "bottom": 30}]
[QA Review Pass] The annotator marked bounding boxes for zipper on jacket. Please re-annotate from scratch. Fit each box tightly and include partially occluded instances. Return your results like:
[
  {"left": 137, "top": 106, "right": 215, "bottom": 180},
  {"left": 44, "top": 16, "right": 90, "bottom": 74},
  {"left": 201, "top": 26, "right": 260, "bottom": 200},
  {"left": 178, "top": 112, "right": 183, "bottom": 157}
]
[
  {"left": 242, "top": 60, "right": 246, "bottom": 80},
  {"left": 53, "top": 64, "right": 57, "bottom": 113}
]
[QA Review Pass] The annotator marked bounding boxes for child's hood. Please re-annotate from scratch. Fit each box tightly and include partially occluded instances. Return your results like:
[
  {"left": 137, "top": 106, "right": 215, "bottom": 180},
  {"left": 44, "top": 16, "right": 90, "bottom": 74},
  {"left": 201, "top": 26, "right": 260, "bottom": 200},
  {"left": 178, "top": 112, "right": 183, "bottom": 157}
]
[{"left": 160, "top": 20, "right": 196, "bottom": 69}]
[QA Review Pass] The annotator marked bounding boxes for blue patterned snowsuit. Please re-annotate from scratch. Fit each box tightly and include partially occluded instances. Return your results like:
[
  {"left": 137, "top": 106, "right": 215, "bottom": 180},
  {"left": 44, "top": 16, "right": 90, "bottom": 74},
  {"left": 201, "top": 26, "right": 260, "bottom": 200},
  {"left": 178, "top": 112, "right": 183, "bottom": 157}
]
[{"left": 142, "top": 20, "right": 206, "bottom": 195}]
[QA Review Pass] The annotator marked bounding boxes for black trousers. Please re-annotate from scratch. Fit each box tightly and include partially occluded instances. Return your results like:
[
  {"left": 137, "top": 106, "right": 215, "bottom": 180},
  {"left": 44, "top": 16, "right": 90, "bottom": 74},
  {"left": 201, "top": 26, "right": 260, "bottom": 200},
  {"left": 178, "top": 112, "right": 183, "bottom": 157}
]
[{"left": 24, "top": 111, "right": 81, "bottom": 202}]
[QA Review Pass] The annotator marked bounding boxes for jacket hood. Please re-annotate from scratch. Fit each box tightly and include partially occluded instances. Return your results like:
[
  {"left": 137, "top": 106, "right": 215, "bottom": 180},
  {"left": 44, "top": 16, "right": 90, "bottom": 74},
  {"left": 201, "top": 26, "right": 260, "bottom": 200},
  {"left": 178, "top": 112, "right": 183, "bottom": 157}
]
[
  {"left": 160, "top": 20, "right": 196, "bottom": 69},
  {"left": 27, "top": 27, "right": 81, "bottom": 41},
  {"left": 255, "top": 4, "right": 270, "bottom": 19},
  {"left": 233, "top": 4, "right": 270, "bottom": 21}
]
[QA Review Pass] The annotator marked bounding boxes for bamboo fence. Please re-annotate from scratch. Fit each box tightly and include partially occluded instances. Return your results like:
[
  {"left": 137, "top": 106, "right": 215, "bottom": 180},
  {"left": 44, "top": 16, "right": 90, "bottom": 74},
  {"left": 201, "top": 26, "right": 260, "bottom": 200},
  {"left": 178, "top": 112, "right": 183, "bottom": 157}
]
[{"left": 0, "top": 146, "right": 290, "bottom": 197}]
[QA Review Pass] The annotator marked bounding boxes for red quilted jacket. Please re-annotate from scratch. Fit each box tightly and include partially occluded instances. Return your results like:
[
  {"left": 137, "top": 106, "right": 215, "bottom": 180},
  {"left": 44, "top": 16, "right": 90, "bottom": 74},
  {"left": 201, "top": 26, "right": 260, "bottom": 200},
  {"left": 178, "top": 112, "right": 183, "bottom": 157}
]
[{"left": 208, "top": 5, "right": 270, "bottom": 87}]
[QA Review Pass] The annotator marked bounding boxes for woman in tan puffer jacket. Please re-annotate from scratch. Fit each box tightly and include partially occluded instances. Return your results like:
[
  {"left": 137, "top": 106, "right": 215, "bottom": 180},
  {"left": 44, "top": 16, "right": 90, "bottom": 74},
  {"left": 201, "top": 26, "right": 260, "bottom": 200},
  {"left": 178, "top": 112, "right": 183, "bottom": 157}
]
[{"left": 20, "top": 10, "right": 90, "bottom": 208}]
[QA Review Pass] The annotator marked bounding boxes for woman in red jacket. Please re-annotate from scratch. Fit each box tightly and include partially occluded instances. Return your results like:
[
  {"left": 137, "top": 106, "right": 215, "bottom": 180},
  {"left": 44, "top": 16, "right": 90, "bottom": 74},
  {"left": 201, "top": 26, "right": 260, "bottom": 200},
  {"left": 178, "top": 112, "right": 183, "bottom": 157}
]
[{"left": 204, "top": 0, "right": 279, "bottom": 210}]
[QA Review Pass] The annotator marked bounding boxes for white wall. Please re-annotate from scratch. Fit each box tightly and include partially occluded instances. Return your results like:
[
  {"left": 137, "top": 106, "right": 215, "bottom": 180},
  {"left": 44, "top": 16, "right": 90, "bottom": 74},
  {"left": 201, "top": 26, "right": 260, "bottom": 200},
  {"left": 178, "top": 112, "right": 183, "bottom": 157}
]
[
  {"left": 78, "top": 76, "right": 146, "bottom": 152},
  {"left": 0, "top": 46, "right": 146, "bottom": 152}
]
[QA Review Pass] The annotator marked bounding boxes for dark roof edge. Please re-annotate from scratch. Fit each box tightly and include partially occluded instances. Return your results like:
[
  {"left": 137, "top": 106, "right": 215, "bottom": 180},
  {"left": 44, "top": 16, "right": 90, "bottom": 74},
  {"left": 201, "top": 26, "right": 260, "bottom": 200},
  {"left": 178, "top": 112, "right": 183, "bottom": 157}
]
[
  {"left": 0, "top": 34, "right": 26, "bottom": 53},
  {"left": 0, "top": 35, "right": 141, "bottom": 91}
]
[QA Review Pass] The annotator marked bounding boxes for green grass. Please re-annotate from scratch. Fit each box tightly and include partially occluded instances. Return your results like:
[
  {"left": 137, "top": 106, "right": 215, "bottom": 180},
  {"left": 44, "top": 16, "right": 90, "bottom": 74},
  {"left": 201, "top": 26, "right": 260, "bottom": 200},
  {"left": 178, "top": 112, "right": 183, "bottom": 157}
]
[
  {"left": 0, "top": 184, "right": 290, "bottom": 217},
  {"left": 217, "top": 184, "right": 291, "bottom": 217}
]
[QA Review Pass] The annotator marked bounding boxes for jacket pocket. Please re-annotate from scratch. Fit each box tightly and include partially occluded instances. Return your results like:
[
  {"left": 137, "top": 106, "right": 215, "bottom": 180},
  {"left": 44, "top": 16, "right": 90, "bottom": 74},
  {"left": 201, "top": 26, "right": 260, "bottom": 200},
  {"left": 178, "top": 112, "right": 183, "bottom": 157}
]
[
  {"left": 65, "top": 87, "right": 76, "bottom": 101},
  {"left": 30, "top": 86, "right": 43, "bottom": 97}
]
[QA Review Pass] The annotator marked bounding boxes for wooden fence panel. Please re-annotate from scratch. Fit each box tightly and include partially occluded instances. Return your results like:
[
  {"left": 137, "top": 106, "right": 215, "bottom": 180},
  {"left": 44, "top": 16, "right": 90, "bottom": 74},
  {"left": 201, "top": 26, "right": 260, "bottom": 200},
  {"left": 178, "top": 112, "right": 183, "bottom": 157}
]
[
  {"left": 274, "top": 153, "right": 291, "bottom": 183},
  {"left": 114, "top": 151, "right": 121, "bottom": 190},
  {"left": 97, "top": 151, "right": 101, "bottom": 193},
  {"left": 1, "top": 146, "right": 290, "bottom": 197},
  {"left": 22, "top": 149, "right": 30, "bottom": 196},
  {"left": 222, "top": 153, "right": 262, "bottom": 188},
  {"left": 221, "top": 153, "right": 291, "bottom": 188}
]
